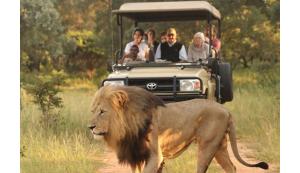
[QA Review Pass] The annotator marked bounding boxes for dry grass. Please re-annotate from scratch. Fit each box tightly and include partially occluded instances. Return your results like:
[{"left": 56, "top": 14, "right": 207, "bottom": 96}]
[
  {"left": 21, "top": 89, "right": 105, "bottom": 173},
  {"left": 21, "top": 64, "right": 279, "bottom": 173}
]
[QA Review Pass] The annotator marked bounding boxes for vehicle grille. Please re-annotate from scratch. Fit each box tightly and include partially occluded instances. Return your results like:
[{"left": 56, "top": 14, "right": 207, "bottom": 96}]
[
  {"left": 126, "top": 77, "right": 206, "bottom": 101},
  {"left": 127, "top": 78, "right": 179, "bottom": 92}
]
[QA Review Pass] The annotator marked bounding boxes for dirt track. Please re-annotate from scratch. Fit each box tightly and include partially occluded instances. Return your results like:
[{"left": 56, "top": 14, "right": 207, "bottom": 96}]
[{"left": 97, "top": 142, "right": 278, "bottom": 173}]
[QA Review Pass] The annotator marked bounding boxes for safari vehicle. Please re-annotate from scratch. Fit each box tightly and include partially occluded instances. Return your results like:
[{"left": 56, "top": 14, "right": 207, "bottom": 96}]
[{"left": 103, "top": 1, "right": 233, "bottom": 103}]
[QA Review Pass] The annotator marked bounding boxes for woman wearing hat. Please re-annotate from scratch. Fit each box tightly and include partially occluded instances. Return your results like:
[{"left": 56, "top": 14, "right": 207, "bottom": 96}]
[
  {"left": 187, "top": 32, "right": 209, "bottom": 62},
  {"left": 124, "top": 28, "right": 149, "bottom": 61}
]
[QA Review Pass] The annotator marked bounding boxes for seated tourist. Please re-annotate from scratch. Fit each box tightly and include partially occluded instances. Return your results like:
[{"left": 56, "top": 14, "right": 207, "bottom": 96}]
[
  {"left": 187, "top": 32, "right": 209, "bottom": 62},
  {"left": 204, "top": 25, "right": 221, "bottom": 57},
  {"left": 124, "top": 28, "right": 149, "bottom": 61},
  {"left": 119, "top": 45, "right": 140, "bottom": 64},
  {"left": 160, "top": 31, "right": 167, "bottom": 43},
  {"left": 155, "top": 28, "right": 188, "bottom": 62},
  {"left": 146, "top": 28, "right": 160, "bottom": 61}
]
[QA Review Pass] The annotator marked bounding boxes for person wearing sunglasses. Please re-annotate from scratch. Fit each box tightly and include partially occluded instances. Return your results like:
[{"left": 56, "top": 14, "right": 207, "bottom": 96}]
[{"left": 154, "top": 28, "right": 188, "bottom": 62}]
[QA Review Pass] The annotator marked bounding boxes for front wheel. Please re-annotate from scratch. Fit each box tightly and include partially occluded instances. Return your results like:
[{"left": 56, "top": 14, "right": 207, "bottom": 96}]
[{"left": 218, "top": 63, "right": 233, "bottom": 103}]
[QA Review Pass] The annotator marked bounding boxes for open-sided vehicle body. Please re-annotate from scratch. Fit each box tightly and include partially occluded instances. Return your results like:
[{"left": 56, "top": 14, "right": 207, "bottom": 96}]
[{"left": 103, "top": 1, "right": 233, "bottom": 103}]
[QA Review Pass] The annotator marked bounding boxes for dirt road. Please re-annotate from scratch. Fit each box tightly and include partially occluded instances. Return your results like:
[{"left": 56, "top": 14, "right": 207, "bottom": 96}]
[{"left": 97, "top": 143, "right": 278, "bottom": 173}]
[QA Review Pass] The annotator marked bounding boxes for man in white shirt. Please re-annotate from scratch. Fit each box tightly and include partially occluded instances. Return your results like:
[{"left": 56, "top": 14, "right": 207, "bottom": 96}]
[
  {"left": 124, "top": 28, "right": 149, "bottom": 61},
  {"left": 155, "top": 28, "right": 188, "bottom": 62}
]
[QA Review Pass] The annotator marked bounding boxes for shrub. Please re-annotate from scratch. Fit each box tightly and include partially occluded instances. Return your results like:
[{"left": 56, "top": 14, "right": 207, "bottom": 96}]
[{"left": 24, "top": 73, "right": 65, "bottom": 130}]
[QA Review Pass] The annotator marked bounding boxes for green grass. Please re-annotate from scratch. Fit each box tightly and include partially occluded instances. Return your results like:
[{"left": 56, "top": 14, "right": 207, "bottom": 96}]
[
  {"left": 21, "top": 89, "right": 105, "bottom": 173},
  {"left": 163, "top": 64, "right": 280, "bottom": 172},
  {"left": 163, "top": 144, "right": 222, "bottom": 173},
  {"left": 21, "top": 64, "right": 279, "bottom": 173},
  {"left": 225, "top": 64, "right": 280, "bottom": 163}
]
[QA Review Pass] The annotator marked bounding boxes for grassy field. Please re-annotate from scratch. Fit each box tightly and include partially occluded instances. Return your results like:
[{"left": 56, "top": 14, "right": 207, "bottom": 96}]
[
  {"left": 21, "top": 64, "right": 279, "bottom": 173},
  {"left": 164, "top": 64, "right": 280, "bottom": 172},
  {"left": 21, "top": 88, "right": 105, "bottom": 173}
]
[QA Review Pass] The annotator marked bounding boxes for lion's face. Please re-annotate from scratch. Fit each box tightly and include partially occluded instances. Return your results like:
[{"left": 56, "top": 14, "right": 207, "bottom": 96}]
[
  {"left": 88, "top": 85, "right": 164, "bottom": 143},
  {"left": 89, "top": 100, "right": 111, "bottom": 138},
  {"left": 88, "top": 86, "right": 129, "bottom": 140}
]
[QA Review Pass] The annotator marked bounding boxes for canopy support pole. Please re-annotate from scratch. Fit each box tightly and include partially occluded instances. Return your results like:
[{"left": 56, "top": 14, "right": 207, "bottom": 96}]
[{"left": 117, "top": 15, "right": 123, "bottom": 58}]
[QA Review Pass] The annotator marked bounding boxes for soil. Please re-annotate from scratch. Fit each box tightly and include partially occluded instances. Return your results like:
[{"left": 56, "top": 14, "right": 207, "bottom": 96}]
[{"left": 96, "top": 142, "right": 278, "bottom": 173}]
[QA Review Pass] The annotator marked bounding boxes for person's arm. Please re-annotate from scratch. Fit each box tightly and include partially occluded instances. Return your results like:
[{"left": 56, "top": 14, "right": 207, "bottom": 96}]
[
  {"left": 205, "top": 43, "right": 210, "bottom": 59},
  {"left": 124, "top": 43, "right": 130, "bottom": 55},
  {"left": 154, "top": 44, "right": 161, "bottom": 60},
  {"left": 118, "top": 54, "right": 128, "bottom": 64},
  {"left": 187, "top": 45, "right": 193, "bottom": 62},
  {"left": 144, "top": 44, "right": 150, "bottom": 61},
  {"left": 179, "top": 45, "right": 188, "bottom": 61}
]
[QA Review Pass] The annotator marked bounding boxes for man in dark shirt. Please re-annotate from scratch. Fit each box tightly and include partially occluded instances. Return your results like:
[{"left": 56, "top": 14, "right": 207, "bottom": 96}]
[{"left": 155, "top": 28, "right": 187, "bottom": 62}]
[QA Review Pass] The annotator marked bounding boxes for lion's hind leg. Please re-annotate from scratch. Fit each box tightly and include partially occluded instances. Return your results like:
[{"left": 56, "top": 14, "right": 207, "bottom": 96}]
[
  {"left": 196, "top": 138, "right": 224, "bottom": 173},
  {"left": 214, "top": 136, "right": 236, "bottom": 173}
]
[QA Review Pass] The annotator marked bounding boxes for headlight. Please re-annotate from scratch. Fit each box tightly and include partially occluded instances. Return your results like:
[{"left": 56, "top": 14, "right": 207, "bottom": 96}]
[
  {"left": 179, "top": 79, "right": 201, "bottom": 91},
  {"left": 103, "top": 80, "right": 125, "bottom": 86}
]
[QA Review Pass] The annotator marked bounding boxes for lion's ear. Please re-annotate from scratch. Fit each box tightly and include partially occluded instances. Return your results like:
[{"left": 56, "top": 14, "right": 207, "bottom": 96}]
[{"left": 110, "top": 90, "right": 129, "bottom": 109}]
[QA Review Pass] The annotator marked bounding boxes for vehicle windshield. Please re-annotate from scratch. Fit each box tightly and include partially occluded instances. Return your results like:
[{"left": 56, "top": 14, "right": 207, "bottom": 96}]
[{"left": 112, "top": 2, "right": 221, "bottom": 67}]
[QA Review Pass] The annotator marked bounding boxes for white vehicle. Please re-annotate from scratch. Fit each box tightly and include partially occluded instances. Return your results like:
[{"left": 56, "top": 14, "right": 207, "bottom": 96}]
[{"left": 103, "top": 1, "right": 233, "bottom": 103}]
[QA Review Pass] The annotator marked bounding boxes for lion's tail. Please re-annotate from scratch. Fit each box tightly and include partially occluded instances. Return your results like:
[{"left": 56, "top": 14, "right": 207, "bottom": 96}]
[{"left": 227, "top": 113, "right": 269, "bottom": 170}]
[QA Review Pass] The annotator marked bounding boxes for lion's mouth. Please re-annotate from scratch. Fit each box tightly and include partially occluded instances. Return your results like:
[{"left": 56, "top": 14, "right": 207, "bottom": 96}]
[{"left": 92, "top": 131, "right": 107, "bottom": 136}]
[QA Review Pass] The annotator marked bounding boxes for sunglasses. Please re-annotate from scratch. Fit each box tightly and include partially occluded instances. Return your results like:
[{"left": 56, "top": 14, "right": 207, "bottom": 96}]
[{"left": 167, "top": 34, "right": 174, "bottom": 37}]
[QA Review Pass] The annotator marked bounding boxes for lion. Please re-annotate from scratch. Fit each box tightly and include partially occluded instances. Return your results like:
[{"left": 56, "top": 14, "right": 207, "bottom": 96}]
[{"left": 88, "top": 85, "right": 268, "bottom": 173}]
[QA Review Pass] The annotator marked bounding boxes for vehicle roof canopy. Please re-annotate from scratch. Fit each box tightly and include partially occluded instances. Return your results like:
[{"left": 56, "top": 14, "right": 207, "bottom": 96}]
[{"left": 112, "top": 1, "right": 221, "bottom": 22}]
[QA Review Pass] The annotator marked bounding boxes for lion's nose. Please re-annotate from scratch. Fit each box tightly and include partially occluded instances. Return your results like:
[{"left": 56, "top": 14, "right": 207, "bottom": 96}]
[{"left": 88, "top": 125, "right": 96, "bottom": 130}]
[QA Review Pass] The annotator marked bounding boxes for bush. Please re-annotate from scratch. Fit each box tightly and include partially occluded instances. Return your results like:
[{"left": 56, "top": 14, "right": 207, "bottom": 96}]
[{"left": 24, "top": 73, "right": 66, "bottom": 130}]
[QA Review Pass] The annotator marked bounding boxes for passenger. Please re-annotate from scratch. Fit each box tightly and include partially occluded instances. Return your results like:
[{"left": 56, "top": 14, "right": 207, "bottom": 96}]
[
  {"left": 160, "top": 31, "right": 167, "bottom": 43},
  {"left": 155, "top": 28, "right": 188, "bottom": 62},
  {"left": 187, "top": 32, "right": 209, "bottom": 62},
  {"left": 204, "top": 25, "right": 221, "bottom": 57},
  {"left": 124, "top": 28, "right": 149, "bottom": 61},
  {"left": 146, "top": 28, "right": 159, "bottom": 61},
  {"left": 119, "top": 45, "right": 140, "bottom": 64}
]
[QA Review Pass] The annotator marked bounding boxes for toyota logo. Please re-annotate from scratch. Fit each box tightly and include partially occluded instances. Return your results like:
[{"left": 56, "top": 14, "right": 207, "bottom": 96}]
[{"left": 146, "top": 82, "right": 157, "bottom": 90}]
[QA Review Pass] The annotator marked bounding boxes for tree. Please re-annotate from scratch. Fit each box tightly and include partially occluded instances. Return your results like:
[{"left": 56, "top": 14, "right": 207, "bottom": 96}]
[
  {"left": 211, "top": 0, "right": 279, "bottom": 67},
  {"left": 21, "top": 0, "right": 75, "bottom": 72}
]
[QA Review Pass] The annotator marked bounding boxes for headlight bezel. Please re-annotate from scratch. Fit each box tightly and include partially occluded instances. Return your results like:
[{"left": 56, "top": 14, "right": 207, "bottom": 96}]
[
  {"left": 179, "top": 79, "right": 202, "bottom": 92},
  {"left": 102, "top": 79, "right": 125, "bottom": 86}
]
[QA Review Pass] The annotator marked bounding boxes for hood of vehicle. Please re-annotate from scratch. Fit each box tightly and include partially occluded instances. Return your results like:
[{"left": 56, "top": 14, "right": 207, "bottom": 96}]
[{"left": 107, "top": 67, "right": 209, "bottom": 78}]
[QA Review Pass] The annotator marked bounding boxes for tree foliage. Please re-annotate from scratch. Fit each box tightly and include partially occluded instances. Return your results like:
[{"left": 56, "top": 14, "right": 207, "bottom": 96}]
[
  {"left": 21, "top": 0, "right": 280, "bottom": 75},
  {"left": 21, "top": 0, "right": 75, "bottom": 72}
]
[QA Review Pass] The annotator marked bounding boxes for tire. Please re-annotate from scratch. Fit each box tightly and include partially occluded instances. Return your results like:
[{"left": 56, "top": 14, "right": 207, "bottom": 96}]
[{"left": 218, "top": 63, "right": 233, "bottom": 103}]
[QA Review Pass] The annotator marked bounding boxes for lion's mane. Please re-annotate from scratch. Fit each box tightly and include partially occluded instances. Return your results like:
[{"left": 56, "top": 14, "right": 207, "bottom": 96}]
[{"left": 92, "top": 86, "right": 165, "bottom": 167}]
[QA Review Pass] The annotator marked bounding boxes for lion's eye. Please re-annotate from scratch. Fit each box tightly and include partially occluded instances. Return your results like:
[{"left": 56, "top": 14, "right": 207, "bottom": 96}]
[{"left": 99, "top": 109, "right": 106, "bottom": 116}]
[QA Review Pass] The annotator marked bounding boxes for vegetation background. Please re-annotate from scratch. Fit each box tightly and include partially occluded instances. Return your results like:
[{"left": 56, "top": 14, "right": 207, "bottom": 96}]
[{"left": 20, "top": 0, "right": 279, "bottom": 172}]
